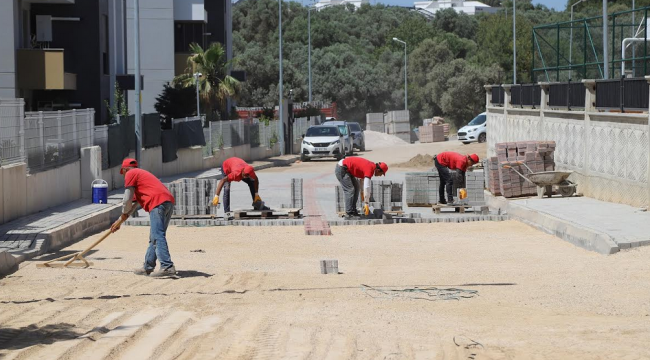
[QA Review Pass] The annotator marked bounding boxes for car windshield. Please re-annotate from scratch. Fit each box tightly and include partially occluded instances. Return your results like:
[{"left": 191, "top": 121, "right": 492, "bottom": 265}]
[
  {"left": 337, "top": 125, "right": 348, "bottom": 135},
  {"left": 348, "top": 123, "right": 361, "bottom": 131},
  {"left": 468, "top": 114, "right": 486, "bottom": 126},
  {"left": 306, "top": 127, "right": 339, "bottom": 137}
]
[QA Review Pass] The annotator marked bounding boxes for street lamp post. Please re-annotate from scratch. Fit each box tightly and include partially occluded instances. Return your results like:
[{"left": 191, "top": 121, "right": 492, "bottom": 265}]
[
  {"left": 513, "top": 0, "right": 516, "bottom": 84},
  {"left": 134, "top": 0, "right": 142, "bottom": 164},
  {"left": 193, "top": 72, "right": 202, "bottom": 117},
  {"left": 308, "top": 6, "right": 313, "bottom": 103},
  {"left": 569, "top": 0, "right": 587, "bottom": 80},
  {"left": 603, "top": 0, "right": 608, "bottom": 79},
  {"left": 279, "top": 0, "right": 285, "bottom": 155},
  {"left": 392, "top": 37, "right": 407, "bottom": 111}
]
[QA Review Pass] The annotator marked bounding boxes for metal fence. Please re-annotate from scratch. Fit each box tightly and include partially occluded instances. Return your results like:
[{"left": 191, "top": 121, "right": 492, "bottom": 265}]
[
  {"left": 202, "top": 118, "right": 315, "bottom": 156},
  {"left": 24, "top": 109, "right": 94, "bottom": 173},
  {"left": 0, "top": 99, "right": 25, "bottom": 166}
]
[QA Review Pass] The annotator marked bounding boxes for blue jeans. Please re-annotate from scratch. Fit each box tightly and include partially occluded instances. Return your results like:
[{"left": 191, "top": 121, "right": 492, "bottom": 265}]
[
  {"left": 145, "top": 201, "right": 174, "bottom": 270},
  {"left": 221, "top": 166, "right": 256, "bottom": 212}
]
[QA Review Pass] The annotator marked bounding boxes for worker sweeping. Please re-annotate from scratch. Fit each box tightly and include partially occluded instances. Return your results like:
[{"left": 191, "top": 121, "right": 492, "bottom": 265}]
[
  {"left": 213, "top": 157, "right": 265, "bottom": 213},
  {"left": 335, "top": 156, "right": 388, "bottom": 219},
  {"left": 110, "top": 158, "right": 177, "bottom": 277},
  {"left": 433, "top": 152, "right": 479, "bottom": 205}
]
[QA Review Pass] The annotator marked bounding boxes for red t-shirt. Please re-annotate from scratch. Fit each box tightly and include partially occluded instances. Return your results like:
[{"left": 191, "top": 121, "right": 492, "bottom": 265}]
[
  {"left": 342, "top": 157, "right": 376, "bottom": 178},
  {"left": 222, "top": 157, "right": 255, "bottom": 182},
  {"left": 437, "top": 151, "right": 468, "bottom": 172},
  {"left": 125, "top": 168, "right": 175, "bottom": 212}
]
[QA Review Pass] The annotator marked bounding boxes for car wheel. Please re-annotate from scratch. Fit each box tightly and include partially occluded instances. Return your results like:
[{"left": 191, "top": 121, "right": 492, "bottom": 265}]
[
  {"left": 478, "top": 133, "right": 486, "bottom": 143},
  {"left": 300, "top": 153, "right": 309, "bottom": 162},
  {"left": 360, "top": 143, "right": 365, "bottom": 152},
  {"left": 335, "top": 154, "right": 343, "bottom": 161},
  {"left": 462, "top": 142, "right": 471, "bottom": 145}
]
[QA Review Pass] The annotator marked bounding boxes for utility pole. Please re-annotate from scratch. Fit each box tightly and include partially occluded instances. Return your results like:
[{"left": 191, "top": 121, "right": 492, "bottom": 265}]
[
  {"left": 278, "top": 0, "right": 285, "bottom": 155},
  {"left": 513, "top": 0, "right": 516, "bottom": 84},
  {"left": 194, "top": 72, "right": 202, "bottom": 117},
  {"left": 392, "top": 37, "right": 407, "bottom": 110},
  {"left": 134, "top": 0, "right": 142, "bottom": 163},
  {"left": 308, "top": 6, "right": 312, "bottom": 103},
  {"left": 603, "top": 0, "right": 608, "bottom": 79}
]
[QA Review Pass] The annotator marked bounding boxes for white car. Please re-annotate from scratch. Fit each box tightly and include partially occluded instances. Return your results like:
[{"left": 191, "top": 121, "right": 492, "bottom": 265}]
[
  {"left": 321, "top": 120, "right": 354, "bottom": 156},
  {"left": 300, "top": 125, "right": 345, "bottom": 161},
  {"left": 458, "top": 112, "right": 487, "bottom": 144}
]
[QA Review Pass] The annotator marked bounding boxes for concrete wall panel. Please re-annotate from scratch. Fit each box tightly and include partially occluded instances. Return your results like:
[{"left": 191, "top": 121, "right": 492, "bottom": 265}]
[
  {"left": 26, "top": 162, "right": 81, "bottom": 215},
  {"left": 3, "top": 163, "right": 26, "bottom": 223},
  {"left": 81, "top": 146, "right": 103, "bottom": 199}
]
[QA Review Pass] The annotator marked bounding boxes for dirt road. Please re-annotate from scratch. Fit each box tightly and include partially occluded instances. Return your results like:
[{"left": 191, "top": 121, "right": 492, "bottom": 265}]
[{"left": 1, "top": 222, "right": 649, "bottom": 359}]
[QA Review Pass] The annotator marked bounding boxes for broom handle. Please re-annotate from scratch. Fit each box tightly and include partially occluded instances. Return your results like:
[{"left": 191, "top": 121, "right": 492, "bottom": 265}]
[{"left": 78, "top": 204, "right": 138, "bottom": 258}]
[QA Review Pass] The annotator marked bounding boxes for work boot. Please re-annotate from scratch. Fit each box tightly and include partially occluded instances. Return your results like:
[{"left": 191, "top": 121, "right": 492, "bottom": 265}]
[
  {"left": 134, "top": 267, "right": 153, "bottom": 276},
  {"left": 150, "top": 266, "right": 177, "bottom": 278},
  {"left": 344, "top": 213, "right": 360, "bottom": 220},
  {"left": 437, "top": 200, "right": 447, "bottom": 205}
]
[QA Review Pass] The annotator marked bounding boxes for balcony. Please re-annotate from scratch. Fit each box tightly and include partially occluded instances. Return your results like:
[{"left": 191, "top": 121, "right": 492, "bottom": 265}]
[{"left": 17, "top": 49, "right": 77, "bottom": 91}]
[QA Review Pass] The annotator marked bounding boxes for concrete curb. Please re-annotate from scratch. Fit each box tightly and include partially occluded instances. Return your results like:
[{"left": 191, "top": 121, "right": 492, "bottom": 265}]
[
  {"left": 125, "top": 215, "right": 510, "bottom": 227},
  {"left": 485, "top": 191, "right": 620, "bottom": 255}
]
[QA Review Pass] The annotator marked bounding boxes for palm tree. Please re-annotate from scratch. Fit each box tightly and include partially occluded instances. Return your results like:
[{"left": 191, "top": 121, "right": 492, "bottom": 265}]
[{"left": 174, "top": 42, "right": 240, "bottom": 118}]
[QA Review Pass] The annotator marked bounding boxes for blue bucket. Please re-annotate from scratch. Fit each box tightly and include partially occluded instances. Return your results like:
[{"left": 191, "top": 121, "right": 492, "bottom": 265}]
[{"left": 92, "top": 179, "right": 108, "bottom": 204}]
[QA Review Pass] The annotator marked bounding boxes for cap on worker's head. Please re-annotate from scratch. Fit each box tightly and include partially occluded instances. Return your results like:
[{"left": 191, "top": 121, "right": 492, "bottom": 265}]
[
  {"left": 469, "top": 154, "right": 479, "bottom": 163},
  {"left": 242, "top": 165, "right": 257, "bottom": 179},
  {"left": 120, "top": 158, "right": 138, "bottom": 174},
  {"left": 378, "top": 162, "right": 389, "bottom": 175}
]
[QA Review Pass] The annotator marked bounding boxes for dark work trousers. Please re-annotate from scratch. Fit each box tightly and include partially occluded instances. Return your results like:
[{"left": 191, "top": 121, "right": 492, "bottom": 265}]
[
  {"left": 335, "top": 164, "right": 360, "bottom": 214},
  {"left": 434, "top": 156, "right": 454, "bottom": 203},
  {"left": 222, "top": 167, "right": 256, "bottom": 212}
]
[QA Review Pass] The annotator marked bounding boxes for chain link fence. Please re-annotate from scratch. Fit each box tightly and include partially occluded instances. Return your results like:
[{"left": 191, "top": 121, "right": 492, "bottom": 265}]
[
  {"left": 0, "top": 99, "right": 25, "bottom": 166},
  {"left": 204, "top": 119, "right": 282, "bottom": 155}
]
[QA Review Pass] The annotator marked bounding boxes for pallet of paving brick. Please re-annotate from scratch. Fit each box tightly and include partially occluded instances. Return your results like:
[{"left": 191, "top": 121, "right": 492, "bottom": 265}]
[
  {"left": 233, "top": 208, "right": 302, "bottom": 219},
  {"left": 171, "top": 214, "right": 219, "bottom": 220}
]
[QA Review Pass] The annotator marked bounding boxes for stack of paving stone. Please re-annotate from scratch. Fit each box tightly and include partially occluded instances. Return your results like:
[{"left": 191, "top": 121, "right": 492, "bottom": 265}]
[
  {"left": 419, "top": 125, "right": 445, "bottom": 143},
  {"left": 366, "top": 113, "right": 385, "bottom": 132},
  {"left": 487, "top": 157, "right": 501, "bottom": 195},
  {"left": 384, "top": 110, "right": 411, "bottom": 143},
  {"left": 165, "top": 178, "right": 218, "bottom": 216},
  {"left": 291, "top": 178, "right": 303, "bottom": 208},
  {"left": 494, "top": 141, "right": 556, "bottom": 198},
  {"left": 405, "top": 171, "right": 440, "bottom": 205},
  {"left": 464, "top": 170, "right": 486, "bottom": 206}
]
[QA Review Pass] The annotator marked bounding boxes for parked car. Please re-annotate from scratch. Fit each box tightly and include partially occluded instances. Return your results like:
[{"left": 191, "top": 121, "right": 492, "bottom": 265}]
[
  {"left": 300, "top": 125, "right": 346, "bottom": 161},
  {"left": 458, "top": 112, "right": 487, "bottom": 144},
  {"left": 347, "top": 122, "right": 365, "bottom": 151},
  {"left": 321, "top": 120, "right": 354, "bottom": 156}
]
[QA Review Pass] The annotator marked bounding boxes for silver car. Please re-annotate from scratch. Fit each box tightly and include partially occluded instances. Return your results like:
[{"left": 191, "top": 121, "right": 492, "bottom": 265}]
[
  {"left": 347, "top": 122, "right": 365, "bottom": 151},
  {"left": 321, "top": 120, "right": 354, "bottom": 156}
]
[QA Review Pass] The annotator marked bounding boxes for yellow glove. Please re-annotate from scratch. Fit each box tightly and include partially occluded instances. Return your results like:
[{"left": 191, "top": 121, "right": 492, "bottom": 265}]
[
  {"left": 363, "top": 203, "right": 370, "bottom": 215},
  {"left": 212, "top": 195, "right": 219, "bottom": 206},
  {"left": 254, "top": 194, "right": 262, "bottom": 203}
]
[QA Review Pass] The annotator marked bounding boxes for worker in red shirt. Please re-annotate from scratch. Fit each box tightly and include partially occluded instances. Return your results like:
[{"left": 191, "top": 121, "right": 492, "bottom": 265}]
[
  {"left": 213, "top": 157, "right": 262, "bottom": 213},
  {"left": 110, "top": 158, "right": 177, "bottom": 277},
  {"left": 335, "top": 156, "right": 388, "bottom": 218},
  {"left": 434, "top": 152, "right": 479, "bottom": 204}
]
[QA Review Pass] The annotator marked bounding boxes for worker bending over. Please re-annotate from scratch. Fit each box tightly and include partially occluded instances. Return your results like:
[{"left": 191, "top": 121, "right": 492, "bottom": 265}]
[
  {"left": 434, "top": 152, "right": 479, "bottom": 205},
  {"left": 213, "top": 157, "right": 262, "bottom": 212},
  {"left": 111, "top": 158, "right": 177, "bottom": 277},
  {"left": 335, "top": 156, "right": 388, "bottom": 218}
]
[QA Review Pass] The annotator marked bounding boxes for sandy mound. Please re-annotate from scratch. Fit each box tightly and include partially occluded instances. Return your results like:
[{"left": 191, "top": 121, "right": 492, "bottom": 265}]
[
  {"left": 364, "top": 130, "right": 409, "bottom": 149},
  {"left": 393, "top": 153, "right": 435, "bottom": 168}
]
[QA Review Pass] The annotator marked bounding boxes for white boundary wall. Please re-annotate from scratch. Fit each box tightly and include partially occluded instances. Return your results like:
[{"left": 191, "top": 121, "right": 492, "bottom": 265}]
[{"left": 485, "top": 81, "right": 650, "bottom": 208}]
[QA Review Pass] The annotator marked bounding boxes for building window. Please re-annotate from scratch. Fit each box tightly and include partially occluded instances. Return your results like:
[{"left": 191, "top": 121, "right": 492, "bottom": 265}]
[{"left": 175, "top": 22, "right": 206, "bottom": 53}]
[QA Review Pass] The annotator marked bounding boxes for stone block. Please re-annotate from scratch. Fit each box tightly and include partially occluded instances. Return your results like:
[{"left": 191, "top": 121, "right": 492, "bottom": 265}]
[
  {"left": 81, "top": 146, "right": 103, "bottom": 199},
  {"left": 3, "top": 163, "right": 26, "bottom": 223}
]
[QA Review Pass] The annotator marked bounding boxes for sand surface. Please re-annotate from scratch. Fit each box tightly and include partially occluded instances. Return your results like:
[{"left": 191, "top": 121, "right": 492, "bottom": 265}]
[{"left": 1, "top": 222, "right": 649, "bottom": 359}]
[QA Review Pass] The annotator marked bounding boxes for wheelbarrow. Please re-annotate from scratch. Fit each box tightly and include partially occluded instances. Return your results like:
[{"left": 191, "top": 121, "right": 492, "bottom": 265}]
[{"left": 503, "top": 162, "right": 577, "bottom": 199}]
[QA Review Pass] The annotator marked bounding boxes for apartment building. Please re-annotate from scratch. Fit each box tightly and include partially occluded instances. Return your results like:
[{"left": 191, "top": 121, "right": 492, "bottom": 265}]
[
  {"left": 414, "top": 0, "right": 498, "bottom": 15},
  {"left": 0, "top": 0, "right": 232, "bottom": 124}
]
